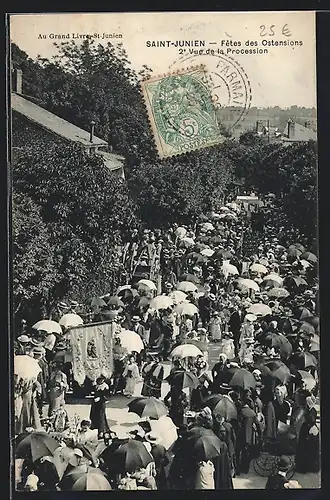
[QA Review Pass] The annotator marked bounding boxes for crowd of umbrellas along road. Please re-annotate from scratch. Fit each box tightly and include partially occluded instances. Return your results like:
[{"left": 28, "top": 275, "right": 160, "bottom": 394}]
[{"left": 13, "top": 196, "right": 320, "bottom": 490}]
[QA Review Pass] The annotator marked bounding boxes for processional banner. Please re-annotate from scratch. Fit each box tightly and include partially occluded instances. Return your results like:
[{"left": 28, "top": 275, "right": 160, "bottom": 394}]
[{"left": 69, "top": 322, "right": 114, "bottom": 385}]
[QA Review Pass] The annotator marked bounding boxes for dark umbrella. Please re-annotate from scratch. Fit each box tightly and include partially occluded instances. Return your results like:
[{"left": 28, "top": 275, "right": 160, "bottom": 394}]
[
  {"left": 263, "top": 360, "right": 291, "bottom": 384},
  {"left": 229, "top": 368, "right": 257, "bottom": 390},
  {"left": 179, "top": 273, "right": 201, "bottom": 284},
  {"left": 215, "top": 249, "right": 233, "bottom": 260},
  {"left": 204, "top": 394, "right": 237, "bottom": 420},
  {"left": 15, "top": 431, "right": 60, "bottom": 462},
  {"left": 138, "top": 296, "right": 151, "bottom": 308},
  {"left": 299, "top": 322, "right": 315, "bottom": 335},
  {"left": 60, "top": 465, "right": 111, "bottom": 491},
  {"left": 117, "top": 288, "right": 139, "bottom": 301},
  {"left": 291, "top": 243, "right": 306, "bottom": 253},
  {"left": 288, "top": 351, "right": 318, "bottom": 369},
  {"left": 284, "top": 276, "right": 308, "bottom": 290},
  {"left": 303, "top": 316, "right": 319, "bottom": 328},
  {"left": 185, "top": 427, "right": 222, "bottom": 461},
  {"left": 111, "top": 439, "right": 153, "bottom": 473},
  {"left": 262, "top": 279, "right": 281, "bottom": 289},
  {"left": 86, "top": 297, "right": 107, "bottom": 308},
  {"left": 186, "top": 252, "right": 209, "bottom": 264},
  {"left": 107, "top": 296, "right": 124, "bottom": 308},
  {"left": 287, "top": 247, "right": 302, "bottom": 258},
  {"left": 165, "top": 370, "right": 200, "bottom": 390},
  {"left": 294, "top": 307, "right": 312, "bottom": 321},
  {"left": 301, "top": 252, "right": 318, "bottom": 263},
  {"left": 264, "top": 333, "right": 293, "bottom": 360},
  {"left": 128, "top": 397, "right": 168, "bottom": 419}
]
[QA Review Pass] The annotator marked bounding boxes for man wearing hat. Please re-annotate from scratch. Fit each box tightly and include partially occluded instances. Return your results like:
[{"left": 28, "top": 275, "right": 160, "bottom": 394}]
[
  {"left": 15, "top": 335, "right": 32, "bottom": 355},
  {"left": 145, "top": 431, "right": 170, "bottom": 489},
  {"left": 265, "top": 456, "right": 292, "bottom": 489}
]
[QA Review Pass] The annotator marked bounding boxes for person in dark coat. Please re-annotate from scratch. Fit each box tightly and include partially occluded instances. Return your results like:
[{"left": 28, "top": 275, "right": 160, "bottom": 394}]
[
  {"left": 145, "top": 432, "right": 171, "bottom": 489},
  {"left": 89, "top": 376, "right": 112, "bottom": 445},
  {"left": 211, "top": 441, "right": 234, "bottom": 489},
  {"left": 34, "top": 456, "right": 60, "bottom": 491},
  {"left": 164, "top": 385, "right": 189, "bottom": 428},
  {"left": 236, "top": 396, "right": 263, "bottom": 475},
  {"left": 141, "top": 354, "right": 164, "bottom": 398},
  {"left": 229, "top": 306, "right": 244, "bottom": 356},
  {"left": 198, "top": 290, "right": 213, "bottom": 328},
  {"left": 295, "top": 400, "right": 320, "bottom": 473},
  {"left": 265, "top": 455, "right": 291, "bottom": 489},
  {"left": 112, "top": 337, "right": 128, "bottom": 395},
  {"left": 213, "top": 415, "right": 236, "bottom": 477}
]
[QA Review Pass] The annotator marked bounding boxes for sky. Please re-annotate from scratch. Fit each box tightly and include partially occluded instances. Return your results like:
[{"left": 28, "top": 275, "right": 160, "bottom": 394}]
[{"left": 9, "top": 11, "right": 317, "bottom": 109}]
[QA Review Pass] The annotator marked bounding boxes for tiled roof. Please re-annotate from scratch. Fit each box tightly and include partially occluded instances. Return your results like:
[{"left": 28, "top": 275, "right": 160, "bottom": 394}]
[{"left": 11, "top": 92, "right": 107, "bottom": 147}]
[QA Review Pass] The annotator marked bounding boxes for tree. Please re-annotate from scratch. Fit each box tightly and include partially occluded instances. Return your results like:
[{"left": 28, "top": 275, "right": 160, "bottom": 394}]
[
  {"left": 13, "top": 142, "right": 138, "bottom": 312},
  {"left": 12, "top": 192, "right": 61, "bottom": 323},
  {"left": 11, "top": 41, "right": 156, "bottom": 163}
]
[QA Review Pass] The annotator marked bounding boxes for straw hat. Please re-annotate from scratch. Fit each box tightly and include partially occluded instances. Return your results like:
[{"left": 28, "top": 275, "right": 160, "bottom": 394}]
[{"left": 17, "top": 335, "right": 31, "bottom": 343}]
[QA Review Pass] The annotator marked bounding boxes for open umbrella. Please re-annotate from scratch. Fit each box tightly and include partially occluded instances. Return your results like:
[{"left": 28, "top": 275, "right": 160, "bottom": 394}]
[
  {"left": 170, "top": 343, "right": 203, "bottom": 359},
  {"left": 86, "top": 297, "right": 107, "bottom": 308},
  {"left": 299, "top": 322, "right": 315, "bottom": 335},
  {"left": 128, "top": 397, "right": 168, "bottom": 419},
  {"left": 301, "top": 252, "right": 318, "bottom": 263},
  {"left": 168, "top": 290, "right": 187, "bottom": 304},
  {"left": 59, "top": 313, "right": 84, "bottom": 328},
  {"left": 165, "top": 370, "right": 200, "bottom": 390},
  {"left": 287, "top": 247, "right": 302, "bottom": 259},
  {"left": 179, "top": 273, "right": 200, "bottom": 284},
  {"left": 204, "top": 394, "right": 237, "bottom": 420},
  {"left": 138, "top": 296, "right": 151, "bottom": 308},
  {"left": 180, "top": 237, "right": 195, "bottom": 248},
  {"left": 244, "top": 313, "right": 257, "bottom": 322},
  {"left": 250, "top": 263, "right": 268, "bottom": 274},
  {"left": 185, "top": 427, "right": 222, "bottom": 461},
  {"left": 174, "top": 301, "right": 199, "bottom": 317},
  {"left": 200, "top": 248, "right": 215, "bottom": 257},
  {"left": 107, "top": 296, "right": 125, "bottom": 308},
  {"left": 226, "top": 202, "right": 239, "bottom": 211},
  {"left": 176, "top": 226, "right": 187, "bottom": 238},
  {"left": 219, "top": 212, "right": 237, "bottom": 221},
  {"left": 295, "top": 307, "right": 312, "bottom": 321},
  {"left": 264, "top": 334, "right": 293, "bottom": 359},
  {"left": 186, "top": 252, "right": 208, "bottom": 265},
  {"left": 177, "top": 281, "right": 198, "bottom": 293},
  {"left": 310, "top": 334, "right": 320, "bottom": 352},
  {"left": 238, "top": 278, "right": 260, "bottom": 292},
  {"left": 262, "top": 279, "right": 281, "bottom": 290},
  {"left": 267, "top": 288, "right": 290, "bottom": 299},
  {"left": 297, "top": 370, "right": 317, "bottom": 392},
  {"left": 229, "top": 368, "right": 257, "bottom": 390},
  {"left": 303, "top": 316, "right": 319, "bottom": 329},
  {"left": 60, "top": 465, "right": 111, "bottom": 491},
  {"left": 292, "top": 243, "right": 306, "bottom": 253},
  {"left": 263, "top": 360, "right": 291, "bottom": 384},
  {"left": 138, "top": 279, "right": 157, "bottom": 291},
  {"left": 220, "top": 206, "right": 231, "bottom": 212},
  {"left": 247, "top": 303, "right": 272, "bottom": 317},
  {"left": 289, "top": 352, "right": 317, "bottom": 369},
  {"left": 201, "top": 222, "right": 215, "bottom": 232},
  {"left": 117, "top": 330, "right": 144, "bottom": 353},
  {"left": 222, "top": 262, "right": 239, "bottom": 275},
  {"left": 111, "top": 439, "right": 153, "bottom": 473},
  {"left": 14, "top": 355, "right": 41, "bottom": 381},
  {"left": 150, "top": 295, "right": 174, "bottom": 310},
  {"left": 215, "top": 249, "right": 233, "bottom": 260},
  {"left": 32, "top": 320, "right": 62, "bottom": 335},
  {"left": 263, "top": 274, "right": 283, "bottom": 285},
  {"left": 16, "top": 431, "right": 60, "bottom": 462},
  {"left": 284, "top": 276, "right": 308, "bottom": 289},
  {"left": 116, "top": 284, "right": 132, "bottom": 294}
]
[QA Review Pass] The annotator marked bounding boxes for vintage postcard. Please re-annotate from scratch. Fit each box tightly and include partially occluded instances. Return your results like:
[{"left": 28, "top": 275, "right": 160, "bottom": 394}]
[{"left": 8, "top": 11, "right": 319, "bottom": 494}]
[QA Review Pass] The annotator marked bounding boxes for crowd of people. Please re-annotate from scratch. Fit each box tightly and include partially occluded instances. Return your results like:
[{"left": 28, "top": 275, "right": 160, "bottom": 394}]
[{"left": 14, "top": 195, "right": 320, "bottom": 490}]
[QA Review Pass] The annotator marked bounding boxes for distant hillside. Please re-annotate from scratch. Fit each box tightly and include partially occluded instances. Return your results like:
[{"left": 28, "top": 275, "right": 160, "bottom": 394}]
[{"left": 216, "top": 106, "right": 317, "bottom": 138}]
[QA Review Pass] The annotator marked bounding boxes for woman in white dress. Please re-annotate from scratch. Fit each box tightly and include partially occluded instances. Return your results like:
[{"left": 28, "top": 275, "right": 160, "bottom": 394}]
[
  {"left": 123, "top": 355, "right": 142, "bottom": 397},
  {"left": 209, "top": 311, "right": 222, "bottom": 342}
]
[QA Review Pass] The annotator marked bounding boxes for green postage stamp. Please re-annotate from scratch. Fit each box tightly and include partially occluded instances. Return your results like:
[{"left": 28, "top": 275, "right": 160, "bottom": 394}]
[{"left": 141, "top": 66, "right": 223, "bottom": 158}]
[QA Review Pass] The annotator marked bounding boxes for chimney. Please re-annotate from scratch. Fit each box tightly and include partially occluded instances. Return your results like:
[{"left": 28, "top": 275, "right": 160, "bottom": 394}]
[
  {"left": 89, "top": 121, "right": 96, "bottom": 143},
  {"left": 13, "top": 68, "right": 23, "bottom": 94},
  {"left": 287, "top": 119, "right": 295, "bottom": 139}
]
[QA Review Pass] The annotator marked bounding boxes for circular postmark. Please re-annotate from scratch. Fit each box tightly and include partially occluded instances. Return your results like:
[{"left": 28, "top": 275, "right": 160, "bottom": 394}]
[{"left": 169, "top": 53, "right": 252, "bottom": 134}]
